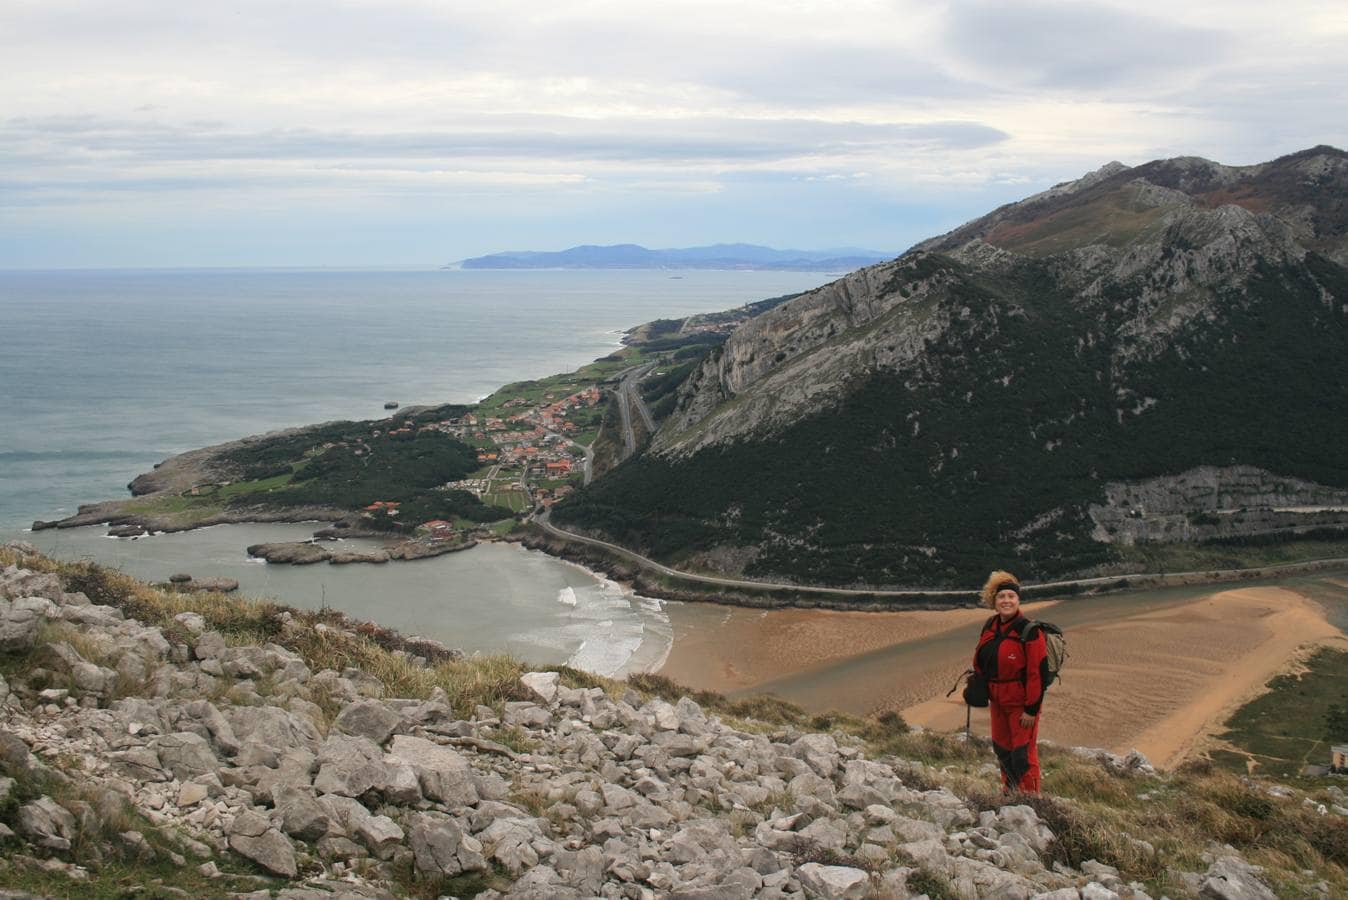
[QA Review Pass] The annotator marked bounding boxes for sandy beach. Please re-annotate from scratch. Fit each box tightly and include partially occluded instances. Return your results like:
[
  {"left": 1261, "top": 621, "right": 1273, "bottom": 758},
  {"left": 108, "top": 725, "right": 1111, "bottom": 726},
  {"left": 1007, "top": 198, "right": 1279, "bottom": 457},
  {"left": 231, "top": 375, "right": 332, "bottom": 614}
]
[{"left": 658, "top": 578, "right": 1348, "bottom": 768}]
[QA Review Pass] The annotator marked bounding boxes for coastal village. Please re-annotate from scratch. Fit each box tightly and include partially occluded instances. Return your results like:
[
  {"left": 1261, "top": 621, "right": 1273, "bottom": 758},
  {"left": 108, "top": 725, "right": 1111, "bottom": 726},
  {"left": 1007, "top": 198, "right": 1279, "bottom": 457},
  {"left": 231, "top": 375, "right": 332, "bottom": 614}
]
[{"left": 361, "top": 384, "right": 601, "bottom": 542}]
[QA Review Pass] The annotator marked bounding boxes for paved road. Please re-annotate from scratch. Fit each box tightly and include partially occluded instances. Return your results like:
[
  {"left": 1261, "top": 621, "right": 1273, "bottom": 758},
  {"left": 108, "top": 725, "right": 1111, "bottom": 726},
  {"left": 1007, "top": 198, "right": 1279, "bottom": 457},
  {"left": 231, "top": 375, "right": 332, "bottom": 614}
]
[
  {"left": 616, "top": 372, "right": 636, "bottom": 457},
  {"left": 534, "top": 511, "right": 969, "bottom": 597},
  {"left": 614, "top": 363, "right": 657, "bottom": 459},
  {"left": 628, "top": 368, "right": 657, "bottom": 434},
  {"left": 532, "top": 511, "right": 1348, "bottom": 599}
]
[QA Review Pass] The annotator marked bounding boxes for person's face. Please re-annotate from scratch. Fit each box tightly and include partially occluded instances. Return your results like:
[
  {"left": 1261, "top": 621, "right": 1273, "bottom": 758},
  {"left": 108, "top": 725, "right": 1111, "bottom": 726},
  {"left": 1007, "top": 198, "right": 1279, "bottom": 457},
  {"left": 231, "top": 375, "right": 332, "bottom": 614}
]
[{"left": 995, "top": 588, "right": 1020, "bottom": 618}]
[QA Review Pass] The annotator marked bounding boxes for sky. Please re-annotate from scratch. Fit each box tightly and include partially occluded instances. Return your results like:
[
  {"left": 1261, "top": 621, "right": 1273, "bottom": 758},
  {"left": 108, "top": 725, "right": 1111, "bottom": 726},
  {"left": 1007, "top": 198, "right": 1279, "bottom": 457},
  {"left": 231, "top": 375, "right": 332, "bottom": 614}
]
[{"left": 3, "top": 0, "right": 1346, "bottom": 268}]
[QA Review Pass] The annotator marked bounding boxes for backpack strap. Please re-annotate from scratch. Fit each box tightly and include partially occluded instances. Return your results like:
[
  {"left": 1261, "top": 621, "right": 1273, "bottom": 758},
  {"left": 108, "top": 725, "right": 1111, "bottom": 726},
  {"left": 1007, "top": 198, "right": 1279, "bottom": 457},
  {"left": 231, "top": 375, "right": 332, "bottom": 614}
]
[{"left": 1011, "top": 619, "right": 1046, "bottom": 688}]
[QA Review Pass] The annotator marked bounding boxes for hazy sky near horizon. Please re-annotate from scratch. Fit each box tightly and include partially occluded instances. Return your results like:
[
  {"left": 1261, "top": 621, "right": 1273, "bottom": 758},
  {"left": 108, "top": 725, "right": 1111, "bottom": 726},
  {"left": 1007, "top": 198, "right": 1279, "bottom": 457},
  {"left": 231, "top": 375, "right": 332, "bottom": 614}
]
[{"left": 4, "top": 0, "right": 1346, "bottom": 267}]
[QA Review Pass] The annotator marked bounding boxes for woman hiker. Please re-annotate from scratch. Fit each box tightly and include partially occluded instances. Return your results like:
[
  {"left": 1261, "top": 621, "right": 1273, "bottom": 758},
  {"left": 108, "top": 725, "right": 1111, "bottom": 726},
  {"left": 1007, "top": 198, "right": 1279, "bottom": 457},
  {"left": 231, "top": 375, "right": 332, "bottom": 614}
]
[{"left": 972, "top": 570, "right": 1048, "bottom": 793}]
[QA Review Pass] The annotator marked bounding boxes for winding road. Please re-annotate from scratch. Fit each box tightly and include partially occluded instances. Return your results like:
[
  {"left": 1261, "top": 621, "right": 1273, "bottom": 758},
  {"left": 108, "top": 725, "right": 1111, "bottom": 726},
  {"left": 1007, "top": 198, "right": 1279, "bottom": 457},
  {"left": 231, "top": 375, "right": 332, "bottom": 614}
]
[{"left": 531, "top": 510, "right": 1348, "bottom": 600}]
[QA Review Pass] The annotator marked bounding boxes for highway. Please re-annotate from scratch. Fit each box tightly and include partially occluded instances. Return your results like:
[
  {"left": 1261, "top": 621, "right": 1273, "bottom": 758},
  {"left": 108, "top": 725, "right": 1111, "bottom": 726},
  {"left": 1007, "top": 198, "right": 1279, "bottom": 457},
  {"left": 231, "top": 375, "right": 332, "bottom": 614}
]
[{"left": 532, "top": 511, "right": 1348, "bottom": 600}]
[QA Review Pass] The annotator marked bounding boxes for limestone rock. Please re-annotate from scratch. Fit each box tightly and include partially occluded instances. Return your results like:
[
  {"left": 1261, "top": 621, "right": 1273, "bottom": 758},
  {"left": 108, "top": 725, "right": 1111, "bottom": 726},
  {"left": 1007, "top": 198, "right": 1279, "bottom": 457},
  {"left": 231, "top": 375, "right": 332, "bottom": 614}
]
[
  {"left": 333, "top": 698, "right": 404, "bottom": 745},
  {"left": 409, "top": 813, "right": 487, "bottom": 877},
  {"left": 520, "top": 671, "right": 560, "bottom": 704},
  {"left": 17, "top": 796, "right": 77, "bottom": 851},
  {"left": 151, "top": 732, "right": 220, "bottom": 781},
  {"left": 354, "top": 814, "right": 405, "bottom": 858},
  {"left": 1201, "top": 855, "right": 1278, "bottom": 900},
  {"left": 177, "top": 782, "right": 209, "bottom": 807},
  {"left": 228, "top": 810, "right": 299, "bottom": 877},
  {"left": 276, "top": 788, "right": 331, "bottom": 842},
  {"left": 313, "top": 734, "right": 390, "bottom": 799},
  {"left": 0, "top": 597, "right": 46, "bottom": 650},
  {"left": 387, "top": 734, "right": 479, "bottom": 807},
  {"left": 791, "top": 733, "right": 841, "bottom": 778},
  {"left": 796, "top": 862, "right": 872, "bottom": 899}
]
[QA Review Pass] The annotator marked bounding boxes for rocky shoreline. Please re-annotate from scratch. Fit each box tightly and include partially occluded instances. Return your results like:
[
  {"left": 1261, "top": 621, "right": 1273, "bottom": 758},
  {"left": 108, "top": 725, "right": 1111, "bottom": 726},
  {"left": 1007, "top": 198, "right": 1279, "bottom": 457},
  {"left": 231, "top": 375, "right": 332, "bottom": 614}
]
[
  {"left": 246, "top": 539, "right": 478, "bottom": 566},
  {"left": 32, "top": 502, "right": 349, "bottom": 535},
  {"left": 2, "top": 541, "right": 1327, "bottom": 899}
]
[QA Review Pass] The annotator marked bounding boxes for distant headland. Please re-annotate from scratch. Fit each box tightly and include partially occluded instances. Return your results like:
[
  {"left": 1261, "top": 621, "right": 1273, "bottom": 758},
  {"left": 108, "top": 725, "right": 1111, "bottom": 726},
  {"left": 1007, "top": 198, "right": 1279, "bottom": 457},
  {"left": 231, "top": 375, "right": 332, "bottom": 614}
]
[{"left": 450, "top": 242, "right": 891, "bottom": 271}]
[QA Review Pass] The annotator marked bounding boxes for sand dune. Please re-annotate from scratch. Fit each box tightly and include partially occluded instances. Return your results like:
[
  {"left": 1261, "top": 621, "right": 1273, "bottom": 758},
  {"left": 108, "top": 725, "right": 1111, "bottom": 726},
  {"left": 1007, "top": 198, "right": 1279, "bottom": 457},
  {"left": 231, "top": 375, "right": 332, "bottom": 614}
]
[{"left": 658, "top": 582, "right": 1347, "bottom": 769}]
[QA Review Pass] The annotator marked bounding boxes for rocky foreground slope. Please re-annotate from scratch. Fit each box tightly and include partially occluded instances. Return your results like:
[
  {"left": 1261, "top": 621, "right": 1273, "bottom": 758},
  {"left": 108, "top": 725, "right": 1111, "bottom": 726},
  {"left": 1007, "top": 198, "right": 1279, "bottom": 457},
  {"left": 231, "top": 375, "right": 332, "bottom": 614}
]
[{"left": 1, "top": 543, "right": 1343, "bottom": 898}]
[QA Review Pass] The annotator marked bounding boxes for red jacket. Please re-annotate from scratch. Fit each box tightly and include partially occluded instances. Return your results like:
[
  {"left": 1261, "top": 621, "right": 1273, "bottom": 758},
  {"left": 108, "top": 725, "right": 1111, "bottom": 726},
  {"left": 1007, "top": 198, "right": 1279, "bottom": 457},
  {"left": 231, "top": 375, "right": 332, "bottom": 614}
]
[{"left": 973, "top": 614, "right": 1048, "bottom": 716}]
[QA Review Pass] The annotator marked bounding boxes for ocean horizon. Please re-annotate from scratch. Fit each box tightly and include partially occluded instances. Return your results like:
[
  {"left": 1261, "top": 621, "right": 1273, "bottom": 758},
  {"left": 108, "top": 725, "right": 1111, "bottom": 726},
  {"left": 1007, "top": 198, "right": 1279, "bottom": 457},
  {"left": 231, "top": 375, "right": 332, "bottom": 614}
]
[{"left": 1, "top": 266, "right": 831, "bottom": 674}]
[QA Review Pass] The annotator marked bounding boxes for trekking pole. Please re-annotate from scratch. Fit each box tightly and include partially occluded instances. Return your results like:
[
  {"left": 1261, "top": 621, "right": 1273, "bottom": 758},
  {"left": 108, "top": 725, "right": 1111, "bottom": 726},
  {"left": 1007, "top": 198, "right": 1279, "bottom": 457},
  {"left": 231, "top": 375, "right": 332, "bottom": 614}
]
[{"left": 946, "top": 669, "right": 975, "bottom": 741}]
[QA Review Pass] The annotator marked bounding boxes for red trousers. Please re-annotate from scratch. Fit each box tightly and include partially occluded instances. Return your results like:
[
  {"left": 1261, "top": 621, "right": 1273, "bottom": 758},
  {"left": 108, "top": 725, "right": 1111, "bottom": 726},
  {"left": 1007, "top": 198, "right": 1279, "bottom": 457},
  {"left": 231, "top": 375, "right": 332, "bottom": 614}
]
[{"left": 989, "top": 702, "right": 1040, "bottom": 792}]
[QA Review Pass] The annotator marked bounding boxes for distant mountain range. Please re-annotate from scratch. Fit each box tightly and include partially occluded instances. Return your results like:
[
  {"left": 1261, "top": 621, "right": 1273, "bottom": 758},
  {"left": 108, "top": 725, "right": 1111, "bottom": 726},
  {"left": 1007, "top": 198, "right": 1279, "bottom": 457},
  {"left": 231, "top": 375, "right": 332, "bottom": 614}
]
[
  {"left": 452, "top": 243, "right": 891, "bottom": 271},
  {"left": 554, "top": 145, "right": 1348, "bottom": 588}
]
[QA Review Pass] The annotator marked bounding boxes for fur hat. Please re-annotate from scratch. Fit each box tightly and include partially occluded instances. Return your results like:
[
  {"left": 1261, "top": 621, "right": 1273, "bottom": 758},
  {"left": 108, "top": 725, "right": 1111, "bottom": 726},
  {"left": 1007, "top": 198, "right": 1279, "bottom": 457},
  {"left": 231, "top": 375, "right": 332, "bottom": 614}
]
[{"left": 980, "top": 570, "right": 1020, "bottom": 609}]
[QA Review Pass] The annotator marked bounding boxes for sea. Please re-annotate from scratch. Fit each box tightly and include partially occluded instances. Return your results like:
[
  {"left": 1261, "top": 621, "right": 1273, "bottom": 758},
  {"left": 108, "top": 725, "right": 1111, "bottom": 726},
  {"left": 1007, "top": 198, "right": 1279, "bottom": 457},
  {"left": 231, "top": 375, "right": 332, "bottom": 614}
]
[{"left": 0, "top": 267, "right": 831, "bottom": 675}]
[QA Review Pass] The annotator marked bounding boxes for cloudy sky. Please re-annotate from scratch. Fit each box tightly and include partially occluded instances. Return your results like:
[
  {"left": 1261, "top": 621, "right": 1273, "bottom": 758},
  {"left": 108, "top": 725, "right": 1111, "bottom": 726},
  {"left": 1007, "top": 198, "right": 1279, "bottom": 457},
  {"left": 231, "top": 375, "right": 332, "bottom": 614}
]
[{"left": 3, "top": 0, "right": 1345, "bottom": 267}]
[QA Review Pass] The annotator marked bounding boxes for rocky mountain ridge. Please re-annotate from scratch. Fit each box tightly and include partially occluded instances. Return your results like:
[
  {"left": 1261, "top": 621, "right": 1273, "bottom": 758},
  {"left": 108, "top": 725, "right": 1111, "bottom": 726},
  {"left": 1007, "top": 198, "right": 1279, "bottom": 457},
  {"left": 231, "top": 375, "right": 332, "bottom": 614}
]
[
  {"left": 4, "top": 543, "right": 1341, "bottom": 898},
  {"left": 456, "top": 244, "right": 890, "bottom": 271},
  {"left": 554, "top": 146, "right": 1348, "bottom": 586}
]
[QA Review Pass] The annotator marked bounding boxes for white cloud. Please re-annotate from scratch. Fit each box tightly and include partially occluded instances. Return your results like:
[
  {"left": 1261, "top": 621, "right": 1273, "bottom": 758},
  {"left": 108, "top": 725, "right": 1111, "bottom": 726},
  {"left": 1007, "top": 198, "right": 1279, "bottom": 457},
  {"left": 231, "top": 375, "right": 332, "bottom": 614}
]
[{"left": 1, "top": 0, "right": 1344, "bottom": 264}]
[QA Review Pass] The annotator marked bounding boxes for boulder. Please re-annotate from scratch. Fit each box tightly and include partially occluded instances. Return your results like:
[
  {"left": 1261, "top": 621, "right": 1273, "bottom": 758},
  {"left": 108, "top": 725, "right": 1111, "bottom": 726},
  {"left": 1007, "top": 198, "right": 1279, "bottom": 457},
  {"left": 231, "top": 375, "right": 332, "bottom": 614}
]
[
  {"left": 180, "top": 577, "right": 240, "bottom": 593},
  {"left": 225, "top": 705, "right": 322, "bottom": 755},
  {"left": 644, "top": 698, "right": 681, "bottom": 731},
  {"left": 17, "top": 796, "right": 77, "bottom": 851},
  {"left": 194, "top": 631, "right": 227, "bottom": 660},
  {"left": 789, "top": 771, "right": 837, "bottom": 806},
  {"left": 228, "top": 810, "right": 298, "bottom": 877},
  {"left": 897, "top": 837, "right": 951, "bottom": 877},
  {"left": 409, "top": 813, "right": 487, "bottom": 877},
  {"left": 996, "top": 804, "right": 1054, "bottom": 856},
  {"left": 387, "top": 735, "right": 479, "bottom": 807},
  {"left": 520, "top": 671, "right": 560, "bottom": 704},
  {"left": 477, "top": 816, "right": 543, "bottom": 873},
  {"left": 173, "top": 612, "right": 208, "bottom": 634},
  {"left": 151, "top": 732, "right": 220, "bottom": 781},
  {"left": 503, "top": 702, "right": 553, "bottom": 729},
  {"left": 60, "top": 602, "right": 124, "bottom": 627},
  {"left": 380, "top": 754, "right": 423, "bottom": 804},
  {"left": 170, "top": 699, "right": 241, "bottom": 756},
  {"left": 0, "top": 597, "right": 46, "bottom": 650},
  {"left": 333, "top": 698, "right": 404, "bottom": 745},
  {"left": 313, "top": 734, "right": 389, "bottom": 799},
  {"left": 354, "top": 814, "right": 405, "bottom": 858},
  {"left": 1201, "top": 855, "right": 1278, "bottom": 900},
  {"left": 796, "top": 863, "right": 872, "bottom": 899},
  {"left": 790, "top": 733, "right": 841, "bottom": 778},
  {"left": 797, "top": 817, "right": 847, "bottom": 852},
  {"left": 276, "top": 788, "right": 331, "bottom": 842},
  {"left": 0, "top": 730, "right": 37, "bottom": 774},
  {"left": 107, "top": 747, "right": 169, "bottom": 782},
  {"left": 177, "top": 782, "right": 209, "bottom": 807}
]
